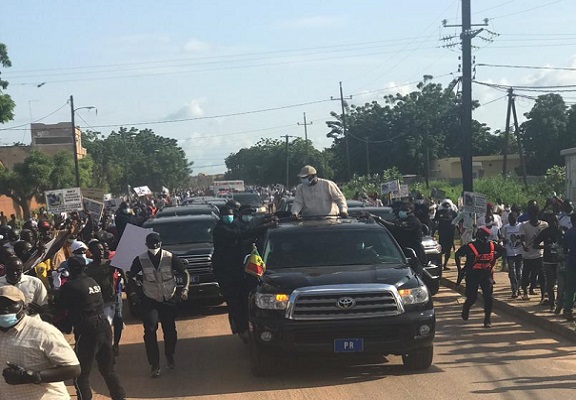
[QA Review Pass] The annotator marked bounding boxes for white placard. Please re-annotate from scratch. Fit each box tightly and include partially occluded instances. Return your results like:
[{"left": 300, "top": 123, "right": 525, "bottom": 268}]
[
  {"left": 45, "top": 187, "right": 83, "bottom": 213},
  {"left": 381, "top": 180, "right": 400, "bottom": 195},
  {"left": 463, "top": 191, "right": 487, "bottom": 215},
  {"left": 110, "top": 223, "right": 153, "bottom": 270},
  {"left": 133, "top": 185, "right": 152, "bottom": 197},
  {"left": 83, "top": 198, "right": 104, "bottom": 223}
]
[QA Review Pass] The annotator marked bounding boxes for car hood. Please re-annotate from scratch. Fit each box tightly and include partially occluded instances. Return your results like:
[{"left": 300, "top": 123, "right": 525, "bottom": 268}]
[
  {"left": 261, "top": 264, "right": 417, "bottom": 293},
  {"left": 161, "top": 242, "right": 213, "bottom": 255}
]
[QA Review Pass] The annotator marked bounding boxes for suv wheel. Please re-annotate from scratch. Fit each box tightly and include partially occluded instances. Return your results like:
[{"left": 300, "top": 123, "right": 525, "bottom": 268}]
[
  {"left": 402, "top": 345, "right": 433, "bottom": 370},
  {"left": 425, "top": 279, "right": 440, "bottom": 296},
  {"left": 250, "top": 335, "right": 276, "bottom": 377}
]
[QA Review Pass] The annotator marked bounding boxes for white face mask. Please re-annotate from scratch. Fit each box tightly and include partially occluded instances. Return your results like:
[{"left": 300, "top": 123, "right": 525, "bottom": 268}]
[
  {"left": 301, "top": 177, "right": 311, "bottom": 186},
  {"left": 148, "top": 247, "right": 161, "bottom": 256}
]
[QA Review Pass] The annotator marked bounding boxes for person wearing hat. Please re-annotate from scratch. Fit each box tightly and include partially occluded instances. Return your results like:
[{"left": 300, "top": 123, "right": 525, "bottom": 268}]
[
  {"left": 0, "top": 285, "right": 81, "bottom": 399},
  {"left": 129, "top": 232, "right": 189, "bottom": 378},
  {"left": 291, "top": 165, "right": 347, "bottom": 218},
  {"left": 455, "top": 226, "right": 506, "bottom": 328},
  {"left": 51, "top": 240, "right": 92, "bottom": 291},
  {"left": 56, "top": 255, "right": 126, "bottom": 400}
]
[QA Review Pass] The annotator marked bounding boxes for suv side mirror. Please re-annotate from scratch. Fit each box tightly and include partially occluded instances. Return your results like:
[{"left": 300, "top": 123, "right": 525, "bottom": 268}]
[{"left": 403, "top": 247, "right": 424, "bottom": 276}]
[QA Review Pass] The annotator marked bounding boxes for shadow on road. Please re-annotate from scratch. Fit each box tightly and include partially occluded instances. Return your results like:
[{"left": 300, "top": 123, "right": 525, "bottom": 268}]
[{"left": 89, "top": 333, "right": 441, "bottom": 398}]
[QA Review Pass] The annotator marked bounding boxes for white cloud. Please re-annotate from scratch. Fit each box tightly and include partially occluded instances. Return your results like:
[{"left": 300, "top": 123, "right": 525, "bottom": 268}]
[
  {"left": 279, "top": 15, "right": 344, "bottom": 29},
  {"left": 183, "top": 39, "right": 212, "bottom": 53},
  {"left": 165, "top": 99, "right": 206, "bottom": 120}
]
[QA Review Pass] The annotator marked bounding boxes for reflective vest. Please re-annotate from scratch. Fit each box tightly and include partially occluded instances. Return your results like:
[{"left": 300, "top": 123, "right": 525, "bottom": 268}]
[
  {"left": 468, "top": 241, "right": 495, "bottom": 270},
  {"left": 139, "top": 250, "right": 176, "bottom": 302}
]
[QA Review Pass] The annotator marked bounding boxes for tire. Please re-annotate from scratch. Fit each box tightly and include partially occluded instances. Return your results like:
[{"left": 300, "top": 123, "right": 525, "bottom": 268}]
[
  {"left": 426, "top": 279, "right": 440, "bottom": 296},
  {"left": 402, "top": 345, "right": 433, "bottom": 370},
  {"left": 250, "top": 336, "right": 276, "bottom": 377}
]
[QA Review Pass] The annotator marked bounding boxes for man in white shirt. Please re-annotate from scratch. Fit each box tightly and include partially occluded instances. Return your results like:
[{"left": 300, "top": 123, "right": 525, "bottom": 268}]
[
  {"left": 519, "top": 204, "right": 548, "bottom": 300},
  {"left": 501, "top": 212, "right": 523, "bottom": 298},
  {"left": 0, "top": 285, "right": 80, "bottom": 400},
  {"left": 291, "top": 165, "right": 348, "bottom": 218},
  {"left": 0, "top": 257, "right": 47, "bottom": 316}
]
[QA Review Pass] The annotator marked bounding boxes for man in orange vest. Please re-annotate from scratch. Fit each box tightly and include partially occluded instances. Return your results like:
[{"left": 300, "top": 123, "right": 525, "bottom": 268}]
[{"left": 455, "top": 226, "right": 505, "bottom": 328}]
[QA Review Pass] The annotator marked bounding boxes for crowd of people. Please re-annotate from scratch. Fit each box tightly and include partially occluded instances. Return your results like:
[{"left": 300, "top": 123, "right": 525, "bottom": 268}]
[{"left": 1, "top": 165, "right": 576, "bottom": 397}]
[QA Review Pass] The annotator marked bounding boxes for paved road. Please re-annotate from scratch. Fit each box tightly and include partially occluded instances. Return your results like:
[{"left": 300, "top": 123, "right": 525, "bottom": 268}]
[{"left": 82, "top": 287, "right": 576, "bottom": 400}]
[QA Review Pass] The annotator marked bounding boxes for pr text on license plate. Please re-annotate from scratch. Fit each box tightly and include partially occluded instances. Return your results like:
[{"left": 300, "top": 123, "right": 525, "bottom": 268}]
[{"left": 334, "top": 338, "right": 364, "bottom": 353}]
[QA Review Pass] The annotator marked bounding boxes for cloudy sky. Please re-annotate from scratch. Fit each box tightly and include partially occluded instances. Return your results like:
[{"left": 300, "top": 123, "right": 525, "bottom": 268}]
[{"left": 1, "top": 0, "right": 575, "bottom": 175}]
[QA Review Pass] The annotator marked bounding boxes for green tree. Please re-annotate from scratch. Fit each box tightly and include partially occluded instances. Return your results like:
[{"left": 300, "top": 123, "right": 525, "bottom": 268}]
[
  {"left": 224, "top": 137, "right": 330, "bottom": 187},
  {"left": 0, "top": 42, "right": 15, "bottom": 124},
  {"left": 82, "top": 127, "right": 191, "bottom": 195},
  {"left": 0, "top": 151, "right": 54, "bottom": 218},
  {"left": 326, "top": 76, "right": 497, "bottom": 180},
  {"left": 521, "top": 94, "right": 570, "bottom": 174}
]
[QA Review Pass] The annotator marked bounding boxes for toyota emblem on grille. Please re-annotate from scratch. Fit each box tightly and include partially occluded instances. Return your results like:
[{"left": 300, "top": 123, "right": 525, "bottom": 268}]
[{"left": 336, "top": 296, "right": 356, "bottom": 309}]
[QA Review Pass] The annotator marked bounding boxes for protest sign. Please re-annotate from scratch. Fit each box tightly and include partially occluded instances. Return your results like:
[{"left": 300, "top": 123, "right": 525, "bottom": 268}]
[
  {"left": 83, "top": 198, "right": 105, "bottom": 223},
  {"left": 381, "top": 180, "right": 400, "bottom": 195},
  {"left": 462, "top": 191, "right": 487, "bottom": 215},
  {"left": 82, "top": 188, "right": 105, "bottom": 202},
  {"left": 133, "top": 185, "right": 152, "bottom": 197},
  {"left": 111, "top": 223, "right": 153, "bottom": 270},
  {"left": 45, "top": 187, "right": 83, "bottom": 214}
]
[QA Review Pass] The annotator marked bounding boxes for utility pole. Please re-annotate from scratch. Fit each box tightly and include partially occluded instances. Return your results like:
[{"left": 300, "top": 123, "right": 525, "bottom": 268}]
[
  {"left": 331, "top": 82, "right": 352, "bottom": 181},
  {"left": 511, "top": 97, "right": 528, "bottom": 188},
  {"left": 282, "top": 135, "right": 297, "bottom": 190},
  {"left": 297, "top": 112, "right": 313, "bottom": 163},
  {"left": 69, "top": 95, "right": 80, "bottom": 188},
  {"left": 502, "top": 87, "right": 514, "bottom": 177},
  {"left": 365, "top": 137, "right": 370, "bottom": 176},
  {"left": 443, "top": 1, "right": 488, "bottom": 192}
]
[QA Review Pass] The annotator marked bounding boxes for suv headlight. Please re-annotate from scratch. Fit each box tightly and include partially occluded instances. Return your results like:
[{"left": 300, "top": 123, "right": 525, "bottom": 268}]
[
  {"left": 398, "top": 286, "right": 429, "bottom": 305},
  {"left": 255, "top": 293, "right": 289, "bottom": 310}
]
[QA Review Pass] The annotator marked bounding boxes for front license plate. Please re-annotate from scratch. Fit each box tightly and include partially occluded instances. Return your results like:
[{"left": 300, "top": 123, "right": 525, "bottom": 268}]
[
  {"left": 175, "top": 275, "right": 200, "bottom": 285},
  {"left": 334, "top": 338, "right": 364, "bottom": 353}
]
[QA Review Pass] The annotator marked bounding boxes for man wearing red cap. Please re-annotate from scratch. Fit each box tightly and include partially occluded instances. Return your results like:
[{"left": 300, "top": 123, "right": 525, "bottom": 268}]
[{"left": 455, "top": 226, "right": 505, "bottom": 328}]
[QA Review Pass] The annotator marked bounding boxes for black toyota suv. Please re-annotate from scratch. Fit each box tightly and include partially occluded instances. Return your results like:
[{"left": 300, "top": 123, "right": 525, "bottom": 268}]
[
  {"left": 248, "top": 216, "right": 435, "bottom": 376},
  {"left": 142, "top": 214, "right": 222, "bottom": 302}
]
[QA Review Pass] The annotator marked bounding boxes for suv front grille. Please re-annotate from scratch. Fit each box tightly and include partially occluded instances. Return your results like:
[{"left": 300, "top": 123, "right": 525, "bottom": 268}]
[
  {"left": 286, "top": 284, "right": 403, "bottom": 320},
  {"left": 177, "top": 254, "right": 212, "bottom": 274}
]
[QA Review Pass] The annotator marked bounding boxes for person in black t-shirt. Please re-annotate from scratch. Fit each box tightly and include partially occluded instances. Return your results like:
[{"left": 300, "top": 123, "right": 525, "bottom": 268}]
[
  {"left": 57, "top": 256, "right": 125, "bottom": 400},
  {"left": 433, "top": 200, "right": 458, "bottom": 271}
]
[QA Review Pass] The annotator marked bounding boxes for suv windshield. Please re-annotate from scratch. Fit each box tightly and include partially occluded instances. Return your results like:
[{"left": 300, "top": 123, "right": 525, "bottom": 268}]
[
  {"left": 263, "top": 229, "right": 404, "bottom": 269},
  {"left": 229, "top": 193, "right": 263, "bottom": 207},
  {"left": 148, "top": 219, "right": 216, "bottom": 245}
]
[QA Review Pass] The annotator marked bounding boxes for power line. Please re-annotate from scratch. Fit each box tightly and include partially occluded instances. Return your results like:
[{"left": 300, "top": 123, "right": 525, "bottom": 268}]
[
  {"left": 7, "top": 36, "right": 442, "bottom": 77},
  {"left": 473, "top": 80, "right": 576, "bottom": 91},
  {"left": 9, "top": 45, "right": 440, "bottom": 86},
  {"left": 2, "top": 99, "right": 334, "bottom": 132},
  {"left": 477, "top": 63, "right": 576, "bottom": 72},
  {"left": 349, "top": 72, "right": 456, "bottom": 96},
  {"left": 0, "top": 101, "right": 69, "bottom": 131},
  {"left": 348, "top": 0, "right": 459, "bottom": 92},
  {"left": 473, "top": 1, "right": 516, "bottom": 14},
  {"left": 488, "top": 0, "right": 565, "bottom": 20},
  {"left": 477, "top": 94, "right": 508, "bottom": 107}
]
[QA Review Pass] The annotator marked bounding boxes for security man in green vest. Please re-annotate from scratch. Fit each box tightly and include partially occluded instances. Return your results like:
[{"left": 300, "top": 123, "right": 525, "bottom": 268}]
[
  {"left": 455, "top": 226, "right": 505, "bottom": 328},
  {"left": 129, "top": 232, "right": 189, "bottom": 378}
]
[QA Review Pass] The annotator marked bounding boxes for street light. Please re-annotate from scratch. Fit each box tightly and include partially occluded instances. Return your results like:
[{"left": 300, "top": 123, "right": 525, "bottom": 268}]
[{"left": 70, "top": 95, "right": 96, "bottom": 188}]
